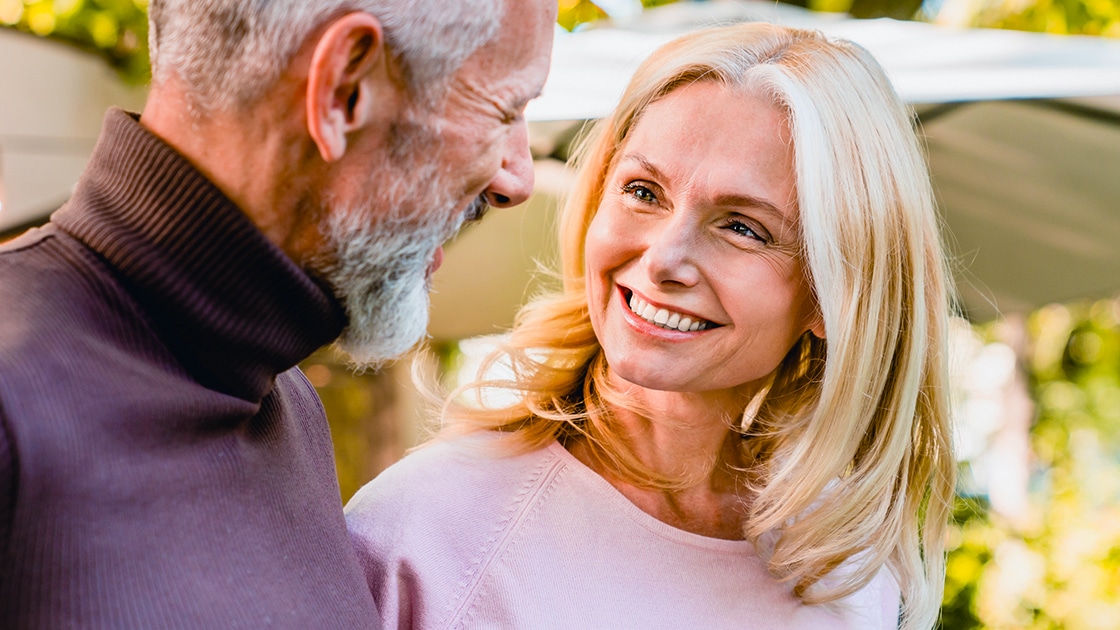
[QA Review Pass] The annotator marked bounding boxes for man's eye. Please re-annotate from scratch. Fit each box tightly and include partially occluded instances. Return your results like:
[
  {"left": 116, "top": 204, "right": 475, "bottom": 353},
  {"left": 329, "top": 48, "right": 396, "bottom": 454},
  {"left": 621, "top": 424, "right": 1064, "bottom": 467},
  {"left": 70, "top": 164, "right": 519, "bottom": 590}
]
[
  {"left": 499, "top": 105, "right": 522, "bottom": 124},
  {"left": 622, "top": 183, "right": 657, "bottom": 204}
]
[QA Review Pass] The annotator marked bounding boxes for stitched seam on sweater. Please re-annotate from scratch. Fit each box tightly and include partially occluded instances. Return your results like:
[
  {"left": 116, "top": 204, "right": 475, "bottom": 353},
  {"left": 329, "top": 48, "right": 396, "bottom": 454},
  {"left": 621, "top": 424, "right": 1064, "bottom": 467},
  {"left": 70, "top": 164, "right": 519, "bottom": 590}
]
[
  {"left": 456, "top": 462, "right": 570, "bottom": 629},
  {"left": 442, "top": 453, "right": 565, "bottom": 629}
]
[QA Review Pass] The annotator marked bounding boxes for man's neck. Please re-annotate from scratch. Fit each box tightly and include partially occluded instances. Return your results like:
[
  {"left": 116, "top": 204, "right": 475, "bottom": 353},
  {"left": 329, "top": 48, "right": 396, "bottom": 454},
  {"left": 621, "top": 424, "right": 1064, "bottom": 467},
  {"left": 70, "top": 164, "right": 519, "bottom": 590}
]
[{"left": 139, "top": 78, "right": 320, "bottom": 260}]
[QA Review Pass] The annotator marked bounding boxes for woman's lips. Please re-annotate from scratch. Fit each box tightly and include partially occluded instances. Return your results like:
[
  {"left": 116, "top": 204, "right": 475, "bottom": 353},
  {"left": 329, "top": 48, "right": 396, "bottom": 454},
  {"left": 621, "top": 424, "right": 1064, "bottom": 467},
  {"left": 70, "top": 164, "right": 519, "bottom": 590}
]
[{"left": 622, "top": 288, "right": 717, "bottom": 332}]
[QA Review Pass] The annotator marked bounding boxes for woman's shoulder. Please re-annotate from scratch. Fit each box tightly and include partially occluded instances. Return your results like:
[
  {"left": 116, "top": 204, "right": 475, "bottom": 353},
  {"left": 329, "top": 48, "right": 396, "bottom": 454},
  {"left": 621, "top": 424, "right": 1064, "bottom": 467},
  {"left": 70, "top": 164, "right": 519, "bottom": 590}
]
[
  {"left": 353, "top": 431, "right": 555, "bottom": 498},
  {"left": 344, "top": 431, "right": 562, "bottom": 548},
  {"left": 343, "top": 432, "right": 567, "bottom": 629}
]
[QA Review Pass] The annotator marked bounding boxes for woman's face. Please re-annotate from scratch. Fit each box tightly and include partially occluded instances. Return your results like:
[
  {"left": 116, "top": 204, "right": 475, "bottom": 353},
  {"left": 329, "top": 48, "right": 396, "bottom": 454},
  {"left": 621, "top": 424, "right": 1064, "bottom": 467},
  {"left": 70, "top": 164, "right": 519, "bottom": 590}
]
[{"left": 585, "top": 81, "right": 823, "bottom": 397}]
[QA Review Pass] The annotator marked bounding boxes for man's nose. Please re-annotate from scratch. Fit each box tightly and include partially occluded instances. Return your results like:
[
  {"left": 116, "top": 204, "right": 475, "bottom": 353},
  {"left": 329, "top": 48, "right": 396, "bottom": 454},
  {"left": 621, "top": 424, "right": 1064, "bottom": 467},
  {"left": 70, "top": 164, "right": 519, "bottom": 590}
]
[{"left": 483, "top": 122, "right": 534, "bottom": 208}]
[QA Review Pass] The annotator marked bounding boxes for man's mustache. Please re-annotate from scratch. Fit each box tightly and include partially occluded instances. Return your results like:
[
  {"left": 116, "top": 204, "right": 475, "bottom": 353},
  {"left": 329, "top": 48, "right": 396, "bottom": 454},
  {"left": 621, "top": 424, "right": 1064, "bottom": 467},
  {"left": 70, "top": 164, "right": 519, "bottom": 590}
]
[{"left": 462, "top": 196, "right": 491, "bottom": 224}]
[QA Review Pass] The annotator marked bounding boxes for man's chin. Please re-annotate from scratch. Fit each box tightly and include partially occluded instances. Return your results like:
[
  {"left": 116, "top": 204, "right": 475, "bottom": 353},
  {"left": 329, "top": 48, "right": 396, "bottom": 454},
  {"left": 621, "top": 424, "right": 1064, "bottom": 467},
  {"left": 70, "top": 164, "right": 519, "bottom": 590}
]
[
  {"left": 335, "top": 323, "right": 427, "bottom": 372},
  {"left": 334, "top": 286, "right": 431, "bottom": 372}
]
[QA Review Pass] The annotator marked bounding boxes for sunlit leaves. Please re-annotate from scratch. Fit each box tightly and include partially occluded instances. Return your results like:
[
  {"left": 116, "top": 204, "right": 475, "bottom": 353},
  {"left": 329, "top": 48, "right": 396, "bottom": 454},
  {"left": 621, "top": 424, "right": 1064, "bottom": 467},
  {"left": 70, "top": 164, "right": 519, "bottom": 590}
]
[
  {"left": 810, "top": 0, "right": 857, "bottom": 13},
  {"left": 0, "top": 0, "right": 21, "bottom": 26},
  {"left": 53, "top": 0, "right": 83, "bottom": 18},
  {"left": 25, "top": 3, "right": 56, "bottom": 35},
  {"left": 87, "top": 9, "right": 117, "bottom": 48},
  {"left": 1, "top": 0, "right": 148, "bottom": 83},
  {"left": 557, "top": 0, "right": 608, "bottom": 31},
  {"left": 944, "top": 297, "right": 1120, "bottom": 629},
  {"left": 973, "top": 0, "right": 1120, "bottom": 36},
  {"left": 558, "top": 0, "right": 683, "bottom": 31}
]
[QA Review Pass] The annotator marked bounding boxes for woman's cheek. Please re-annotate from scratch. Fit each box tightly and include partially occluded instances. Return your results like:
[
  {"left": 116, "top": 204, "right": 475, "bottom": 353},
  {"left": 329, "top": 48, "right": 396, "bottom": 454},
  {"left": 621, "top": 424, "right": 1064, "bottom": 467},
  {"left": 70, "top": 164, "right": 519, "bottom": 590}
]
[{"left": 587, "top": 203, "right": 639, "bottom": 268}]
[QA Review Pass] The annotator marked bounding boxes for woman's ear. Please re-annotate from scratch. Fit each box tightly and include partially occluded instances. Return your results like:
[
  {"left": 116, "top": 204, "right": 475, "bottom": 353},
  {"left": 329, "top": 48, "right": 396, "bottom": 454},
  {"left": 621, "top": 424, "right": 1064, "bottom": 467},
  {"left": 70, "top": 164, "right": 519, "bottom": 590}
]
[
  {"left": 809, "top": 315, "right": 826, "bottom": 340},
  {"left": 807, "top": 309, "right": 826, "bottom": 340},
  {"left": 306, "top": 12, "right": 388, "bottom": 162}
]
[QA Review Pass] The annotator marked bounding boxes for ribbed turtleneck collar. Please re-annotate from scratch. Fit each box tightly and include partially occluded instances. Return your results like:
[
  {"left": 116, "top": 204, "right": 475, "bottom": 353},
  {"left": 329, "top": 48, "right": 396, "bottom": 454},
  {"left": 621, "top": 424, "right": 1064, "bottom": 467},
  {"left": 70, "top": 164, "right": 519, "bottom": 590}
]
[{"left": 52, "top": 108, "right": 346, "bottom": 402}]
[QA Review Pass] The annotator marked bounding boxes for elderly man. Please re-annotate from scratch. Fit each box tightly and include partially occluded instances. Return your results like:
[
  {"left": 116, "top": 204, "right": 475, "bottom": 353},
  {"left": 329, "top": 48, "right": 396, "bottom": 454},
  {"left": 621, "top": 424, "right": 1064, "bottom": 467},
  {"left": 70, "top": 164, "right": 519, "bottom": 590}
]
[{"left": 0, "top": 0, "right": 555, "bottom": 626}]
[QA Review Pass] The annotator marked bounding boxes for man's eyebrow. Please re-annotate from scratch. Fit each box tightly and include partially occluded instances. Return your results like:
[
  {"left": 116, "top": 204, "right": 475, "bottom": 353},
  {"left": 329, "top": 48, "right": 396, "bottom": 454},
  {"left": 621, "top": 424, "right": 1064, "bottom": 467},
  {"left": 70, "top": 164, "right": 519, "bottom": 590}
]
[{"left": 619, "top": 152, "right": 794, "bottom": 224}]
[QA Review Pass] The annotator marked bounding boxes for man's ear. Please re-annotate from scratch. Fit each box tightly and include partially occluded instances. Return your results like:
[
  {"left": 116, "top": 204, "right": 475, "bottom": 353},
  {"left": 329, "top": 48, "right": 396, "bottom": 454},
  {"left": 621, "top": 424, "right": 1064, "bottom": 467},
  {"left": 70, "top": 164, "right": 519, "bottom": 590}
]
[{"left": 306, "top": 12, "right": 387, "bottom": 162}]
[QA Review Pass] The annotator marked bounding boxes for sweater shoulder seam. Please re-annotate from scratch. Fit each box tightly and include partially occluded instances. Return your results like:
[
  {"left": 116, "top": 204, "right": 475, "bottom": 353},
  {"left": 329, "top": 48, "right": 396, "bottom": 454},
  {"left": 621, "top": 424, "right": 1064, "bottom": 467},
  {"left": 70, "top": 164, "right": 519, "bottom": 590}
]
[{"left": 441, "top": 449, "right": 566, "bottom": 629}]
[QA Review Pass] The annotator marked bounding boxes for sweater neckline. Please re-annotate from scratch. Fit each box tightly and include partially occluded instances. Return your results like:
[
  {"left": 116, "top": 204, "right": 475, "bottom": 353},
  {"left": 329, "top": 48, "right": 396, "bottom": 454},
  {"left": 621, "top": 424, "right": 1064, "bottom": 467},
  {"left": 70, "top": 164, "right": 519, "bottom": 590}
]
[
  {"left": 52, "top": 109, "right": 346, "bottom": 402},
  {"left": 545, "top": 440, "right": 757, "bottom": 553}
]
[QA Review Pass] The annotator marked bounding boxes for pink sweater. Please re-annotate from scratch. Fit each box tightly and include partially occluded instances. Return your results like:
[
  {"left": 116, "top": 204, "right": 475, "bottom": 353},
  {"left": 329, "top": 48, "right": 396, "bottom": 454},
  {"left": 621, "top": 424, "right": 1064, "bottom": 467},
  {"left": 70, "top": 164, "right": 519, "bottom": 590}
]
[{"left": 346, "top": 432, "right": 900, "bottom": 629}]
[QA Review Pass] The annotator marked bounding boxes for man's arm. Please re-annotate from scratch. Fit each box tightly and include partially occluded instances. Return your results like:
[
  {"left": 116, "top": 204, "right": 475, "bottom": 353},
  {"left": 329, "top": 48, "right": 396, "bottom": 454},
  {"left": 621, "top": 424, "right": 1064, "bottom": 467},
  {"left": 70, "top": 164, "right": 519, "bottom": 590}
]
[{"left": 0, "top": 404, "right": 14, "bottom": 568}]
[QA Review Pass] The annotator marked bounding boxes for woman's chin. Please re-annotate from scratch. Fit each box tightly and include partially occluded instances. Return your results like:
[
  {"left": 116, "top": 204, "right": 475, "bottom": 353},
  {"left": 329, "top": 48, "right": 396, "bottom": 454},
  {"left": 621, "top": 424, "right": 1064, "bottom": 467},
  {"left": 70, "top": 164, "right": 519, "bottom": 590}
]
[{"left": 606, "top": 361, "right": 695, "bottom": 395}]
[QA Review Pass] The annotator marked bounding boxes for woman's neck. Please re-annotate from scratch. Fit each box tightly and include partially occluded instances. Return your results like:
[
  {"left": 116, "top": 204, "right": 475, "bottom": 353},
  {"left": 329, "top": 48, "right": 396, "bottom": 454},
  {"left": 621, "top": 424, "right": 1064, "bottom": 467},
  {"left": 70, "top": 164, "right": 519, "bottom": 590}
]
[{"left": 568, "top": 379, "right": 754, "bottom": 540}]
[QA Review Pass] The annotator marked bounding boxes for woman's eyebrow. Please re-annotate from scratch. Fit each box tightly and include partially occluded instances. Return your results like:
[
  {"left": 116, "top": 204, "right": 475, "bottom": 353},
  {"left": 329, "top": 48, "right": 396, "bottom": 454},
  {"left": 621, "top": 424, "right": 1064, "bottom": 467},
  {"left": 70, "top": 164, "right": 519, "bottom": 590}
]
[
  {"left": 710, "top": 193, "right": 789, "bottom": 223},
  {"left": 616, "top": 153, "right": 666, "bottom": 181}
]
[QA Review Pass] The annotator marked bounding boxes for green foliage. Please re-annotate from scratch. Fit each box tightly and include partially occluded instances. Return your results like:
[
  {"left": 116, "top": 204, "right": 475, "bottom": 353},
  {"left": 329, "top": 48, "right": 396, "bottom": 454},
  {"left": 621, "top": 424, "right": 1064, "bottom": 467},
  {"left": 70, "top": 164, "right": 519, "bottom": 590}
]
[
  {"left": 942, "top": 300, "right": 1120, "bottom": 629},
  {"left": 0, "top": 0, "right": 149, "bottom": 83},
  {"left": 560, "top": 0, "right": 1120, "bottom": 36},
  {"left": 557, "top": 0, "right": 608, "bottom": 32},
  {"left": 942, "top": 498, "right": 991, "bottom": 628},
  {"left": 974, "top": 0, "right": 1120, "bottom": 36},
  {"left": 558, "top": 0, "right": 682, "bottom": 31}
]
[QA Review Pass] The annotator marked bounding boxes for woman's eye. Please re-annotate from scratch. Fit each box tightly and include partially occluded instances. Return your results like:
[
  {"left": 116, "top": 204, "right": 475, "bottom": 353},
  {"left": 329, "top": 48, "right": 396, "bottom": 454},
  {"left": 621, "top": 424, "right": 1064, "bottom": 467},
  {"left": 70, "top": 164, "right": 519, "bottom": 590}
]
[
  {"left": 622, "top": 183, "right": 658, "bottom": 204},
  {"left": 725, "top": 220, "right": 766, "bottom": 243}
]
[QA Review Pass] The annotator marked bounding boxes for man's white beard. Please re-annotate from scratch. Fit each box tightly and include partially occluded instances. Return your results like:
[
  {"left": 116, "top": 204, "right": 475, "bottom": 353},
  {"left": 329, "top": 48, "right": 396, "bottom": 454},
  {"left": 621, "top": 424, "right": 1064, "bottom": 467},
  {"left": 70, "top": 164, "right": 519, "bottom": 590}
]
[{"left": 313, "top": 148, "right": 479, "bottom": 371}]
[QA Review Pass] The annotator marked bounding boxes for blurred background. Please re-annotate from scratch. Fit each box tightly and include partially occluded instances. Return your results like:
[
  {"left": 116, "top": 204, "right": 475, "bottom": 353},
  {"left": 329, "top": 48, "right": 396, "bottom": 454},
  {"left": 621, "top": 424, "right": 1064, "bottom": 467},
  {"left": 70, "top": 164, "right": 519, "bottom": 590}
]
[{"left": 2, "top": 0, "right": 1119, "bottom": 626}]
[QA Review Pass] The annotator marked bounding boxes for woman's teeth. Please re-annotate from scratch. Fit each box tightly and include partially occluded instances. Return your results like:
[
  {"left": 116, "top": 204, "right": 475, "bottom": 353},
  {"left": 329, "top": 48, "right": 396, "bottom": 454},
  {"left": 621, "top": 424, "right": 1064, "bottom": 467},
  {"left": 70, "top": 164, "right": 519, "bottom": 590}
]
[{"left": 627, "top": 294, "right": 708, "bottom": 332}]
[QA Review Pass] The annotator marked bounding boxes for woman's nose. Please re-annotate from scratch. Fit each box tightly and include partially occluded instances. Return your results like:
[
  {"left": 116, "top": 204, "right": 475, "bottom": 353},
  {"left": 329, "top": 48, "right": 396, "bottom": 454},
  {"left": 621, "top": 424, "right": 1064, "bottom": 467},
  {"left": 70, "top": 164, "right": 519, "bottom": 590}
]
[{"left": 641, "top": 218, "right": 701, "bottom": 288}]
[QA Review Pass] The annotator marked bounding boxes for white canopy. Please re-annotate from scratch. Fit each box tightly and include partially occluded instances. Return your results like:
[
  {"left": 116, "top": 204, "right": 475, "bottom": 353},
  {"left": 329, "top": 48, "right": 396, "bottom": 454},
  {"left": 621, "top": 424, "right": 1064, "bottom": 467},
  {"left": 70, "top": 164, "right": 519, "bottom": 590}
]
[{"left": 527, "top": 0, "right": 1120, "bottom": 120}]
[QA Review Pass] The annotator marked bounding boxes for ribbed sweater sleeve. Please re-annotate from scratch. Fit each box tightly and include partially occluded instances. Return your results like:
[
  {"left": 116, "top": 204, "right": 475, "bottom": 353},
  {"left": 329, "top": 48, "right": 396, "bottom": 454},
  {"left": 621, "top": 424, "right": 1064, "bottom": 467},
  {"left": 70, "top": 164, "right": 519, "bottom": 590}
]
[{"left": 0, "top": 408, "right": 12, "bottom": 563}]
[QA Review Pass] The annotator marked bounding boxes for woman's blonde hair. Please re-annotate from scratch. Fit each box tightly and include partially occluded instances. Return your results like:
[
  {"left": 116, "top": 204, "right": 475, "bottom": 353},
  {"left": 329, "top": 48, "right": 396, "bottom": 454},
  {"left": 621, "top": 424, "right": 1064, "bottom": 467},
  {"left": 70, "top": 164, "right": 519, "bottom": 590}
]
[{"left": 443, "top": 22, "right": 955, "bottom": 630}]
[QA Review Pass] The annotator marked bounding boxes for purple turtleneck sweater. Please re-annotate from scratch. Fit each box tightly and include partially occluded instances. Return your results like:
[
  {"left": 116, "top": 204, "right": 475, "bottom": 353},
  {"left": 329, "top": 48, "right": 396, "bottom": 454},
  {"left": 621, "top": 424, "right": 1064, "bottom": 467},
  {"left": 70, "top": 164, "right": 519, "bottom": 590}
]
[{"left": 0, "top": 110, "right": 379, "bottom": 628}]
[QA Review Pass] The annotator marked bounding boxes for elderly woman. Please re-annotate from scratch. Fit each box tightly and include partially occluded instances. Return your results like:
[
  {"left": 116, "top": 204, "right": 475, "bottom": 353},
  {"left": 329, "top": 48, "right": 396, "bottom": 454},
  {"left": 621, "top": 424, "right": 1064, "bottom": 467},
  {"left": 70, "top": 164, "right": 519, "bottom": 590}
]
[{"left": 346, "top": 22, "right": 955, "bottom": 630}]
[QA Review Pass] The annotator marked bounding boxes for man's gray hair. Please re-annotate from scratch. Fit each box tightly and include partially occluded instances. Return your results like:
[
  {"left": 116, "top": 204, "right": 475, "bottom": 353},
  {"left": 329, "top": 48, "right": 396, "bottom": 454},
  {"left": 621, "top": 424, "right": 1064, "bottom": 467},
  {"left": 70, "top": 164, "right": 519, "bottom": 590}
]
[{"left": 148, "top": 0, "right": 504, "bottom": 112}]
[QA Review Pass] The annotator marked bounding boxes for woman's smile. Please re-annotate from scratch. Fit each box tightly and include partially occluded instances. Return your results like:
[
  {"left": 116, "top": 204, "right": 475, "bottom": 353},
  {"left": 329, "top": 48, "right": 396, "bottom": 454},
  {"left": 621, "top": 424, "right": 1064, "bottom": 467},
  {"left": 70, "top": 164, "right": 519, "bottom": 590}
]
[{"left": 621, "top": 287, "right": 718, "bottom": 334}]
